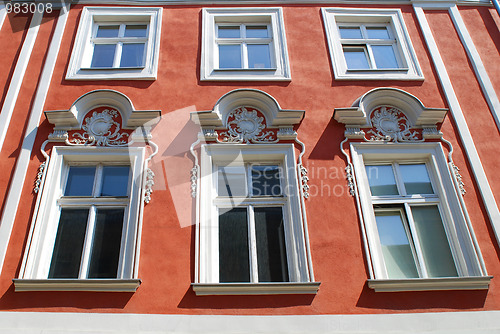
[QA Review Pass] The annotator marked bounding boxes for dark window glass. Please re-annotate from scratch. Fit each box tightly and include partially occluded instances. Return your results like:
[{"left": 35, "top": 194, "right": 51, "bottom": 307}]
[
  {"left": 254, "top": 207, "right": 289, "bottom": 282},
  {"left": 218, "top": 208, "right": 250, "bottom": 282},
  {"left": 252, "top": 165, "right": 281, "bottom": 196},
  {"left": 65, "top": 166, "right": 96, "bottom": 196},
  {"left": 91, "top": 44, "right": 116, "bottom": 68},
  {"left": 48, "top": 209, "right": 89, "bottom": 278},
  {"left": 88, "top": 208, "right": 124, "bottom": 278},
  {"left": 100, "top": 166, "right": 130, "bottom": 197}
]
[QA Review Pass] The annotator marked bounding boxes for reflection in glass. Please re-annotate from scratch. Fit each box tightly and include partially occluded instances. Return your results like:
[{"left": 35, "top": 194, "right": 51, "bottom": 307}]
[
  {"left": 343, "top": 47, "right": 370, "bottom": 69},
  {"left": 218, "top": 166, "right": 247, "bottom": 197},
  {"left": 124, "top": 25, "right": 148, "bottom": 37},
  {"left": 246, "top": 26, "right": 269, "bottom": 38},
  {"left": 399, "top": 164, "right": 434, "bottom": 195},
  {"left": 218, "top": 26, "right": 240, "bottom": 38},
  {"left": 65, "top": 166, "right": 96, "bottom": 196},
  {"left": 48, "top": 209, "right": 89, "bottom": 278},
  {"left": 219, "top": 45, "right": 241, "bottom": 68},
  {"left": 339, "top": 27, "right": 362, "bottom": 39},
  {"left": 120, "top": 43, "right": 145, "bottom": 67},
  {"left": 96, "top": 25, "right": 119, "bottom": 38},
  {"left": 248, "top": 44, "right": 271, "bottom": 68},
  {"left": 365, "top": 165, "right": 399, "bottom": 196},
  {"left": 100, "top": 166, "right": 130, "bottom": 197},
  {"left": 251, "top": 165, "right": 281, "bottom": 196},
  {"left": 218, "top": 208, "right": 250, "bottom": 282},
  {"left": 412, "top": 206, "right": 457, "bottom": 277},
  {"left": 375, "top": 210, "right": 418, "bottom": 278},
  {"left": 88, "top": 208, "right": 124, "bottom": 278},
  {"left": 366, "top": 27, "right": 390, "bottom": 39},
  {"left": 372, "top": 45, "right": 398, "bottom": 69},
  {"left": 91, "top": 44, "right": 116, "bottom": 68},
  {"left": 255, "top": 207, "right": 288, "bottom": 282}
]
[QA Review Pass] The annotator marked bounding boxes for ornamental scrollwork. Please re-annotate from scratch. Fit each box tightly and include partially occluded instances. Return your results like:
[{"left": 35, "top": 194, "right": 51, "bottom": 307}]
[
  {"left": 299, "top": 164, "right": 310, "bottom": 199},
  {"left": 144, "top": 168, "right": 155, "bottom": 204},
  {"left": 367, "top": 106, "right": 421, "bottom": 142},
  {"left": 69, "top": 109, "right": 129, "bottom": 146},
  {"left": 33, "top": 161, "right": 46, "bottom": 193},
  {"left": 219, "top": 107, "right": 277, "bottom": 143}
]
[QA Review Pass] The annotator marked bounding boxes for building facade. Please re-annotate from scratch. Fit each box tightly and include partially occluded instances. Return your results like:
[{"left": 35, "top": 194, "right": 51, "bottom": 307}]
[{"left": 0, "top": 0, "right": 499, "bottom": 332}]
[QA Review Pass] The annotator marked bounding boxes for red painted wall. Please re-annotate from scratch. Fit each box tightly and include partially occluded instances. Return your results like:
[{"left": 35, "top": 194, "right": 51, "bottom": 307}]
[{"left": 0, "top": 4, "right": 498, "bottom": 315}]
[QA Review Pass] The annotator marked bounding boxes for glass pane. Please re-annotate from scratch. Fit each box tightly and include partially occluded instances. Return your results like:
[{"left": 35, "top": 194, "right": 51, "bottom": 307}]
[
  {"left": 219, "top": 208, "right": 250, "bottom": 282},
  {"left": 247, "top": 44, "right": 271, "bottom": 69},
  {"left": 96, "top": 25, "right": 119, "bottom": 38},
  {"left": 372, "top": 45, "right": 399, "bottom": 69},
  {"left": 412, "top": 206, "right": 458, "bottom": 277},
  {"left": 100, "top": 166, "right": 130, "bottom": 197},
  {"left": 48, "top": 209, "right": 89, "bottom": 278},
  {"left": 218, "top": 44, "right": 241, "bottom": 68},
  {"left": 252, "top": 165, "right": 281, "bottom": 196},
  {"left": 343, "top": 47, "right": 370, "bottom": 70},
  {"left": 218, "top": 26, "right": 240, "bottom": 38},
  {"left": 120, "top": 43, "right": 145, "bottom": 67},
  {"left": 375, "top": 211, "right": 419, "bottom": 278},
  {"left": 255, "top": 207, "right": 289, "bottom": 282},
  {"left": 366, "top": 27, "right": 390, "bottom": 39},
  {"left": 88, "top": 208, "right": 125, "bottom": 278},
  {"left": 399, "top": 164, "right": 434, "bottom": 195},
  {"left": 339, "top": 27, "right": 363, "bottom": 39},
  {"left": 124, "top": 25, "right": 148, "bottom": 37},
  {"left": 246, "top": 25, "right": 269, "bottom": 38},
  {"left": 365, "top": 165, "right": 399, "bottom": 196},
  {"left": 65, "top": 166, "right": 96, "bottom": 196},
  {"left": 217, "top": 166, "right": 247, "bottom": 197},
  {"left": 91, "top": 44, "right": 116, "bottom": 68}
]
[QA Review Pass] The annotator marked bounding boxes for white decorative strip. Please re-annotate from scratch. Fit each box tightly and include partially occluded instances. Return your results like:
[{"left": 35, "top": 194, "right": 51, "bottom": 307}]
[
  {"left": 0, "top": 3, "right": 7, "bottom": 31},
  {"left": 449, "top": 5, "right": 500, "bottom": 131},
  {"left": 0, "top": 4, "right": 69, "bottom": 275},
  {"left": 0, "top": 11, "right": 42, "bottom": 152},
  {"left": 0, "top": 310, "right": 500, "bottom": 333},
  {"left": 414, "top": 5, "right": 500, "bottom": 246}
]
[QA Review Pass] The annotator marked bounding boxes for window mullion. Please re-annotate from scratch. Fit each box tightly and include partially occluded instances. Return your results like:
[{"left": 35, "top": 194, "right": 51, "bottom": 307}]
[
  {"left": 248, "top": 205, "right": 259, "bottom": 283},
  {"left": 79, "top": 205, "right": 96, "bottom": 279},
  {"left": 404, "top": 203, "right": 428, "bottom": 278}
]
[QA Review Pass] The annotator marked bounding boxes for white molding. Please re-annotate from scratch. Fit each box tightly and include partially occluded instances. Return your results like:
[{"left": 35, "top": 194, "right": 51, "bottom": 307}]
[
  {"left": 66, "top": 7, "right": 162, "bottom": 80},
  {"left": 448, "top": 5, "right": 500, "bottom": 131},
  {"left": 322, "top": 8, "right": 423, "bottom": 81},
  {"left": 1, "top": 310, "right": 500, "bottom": 333},
  {"left": 413, "top": 5, "right": 500, "bottom": 248},
  {"left": 0, "top": 4, "right": 7, "bottom": 31},
  {"left": 192, "top": 282, "right": 320, "bottom": 295},
  {"left": 0, "top": 11, "right": 42, "bottom": 152},
  {"left": 368, "top": 276, "right": 492, "bottom": 292},
  {"left": 0, "top": 4, "right": 70, "bottom": 276},
  {"left": 13, "top": 279, "right": 141, "bottom": 292},
  {"left": 200, "top": 7, "right": 291, "bottom": 81}
]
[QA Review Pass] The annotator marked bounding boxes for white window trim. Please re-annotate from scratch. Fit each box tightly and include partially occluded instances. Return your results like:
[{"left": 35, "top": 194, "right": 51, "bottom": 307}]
[
  {"left": 201, "top": 8, "right": 291, "bottom": 81},
  {"left": 66, "top": 7, "right": 162, "bottom": 80},
  {"left": 322, "top": 8, "right": 423, "bottom": 80},
  {"left": 196, "top": 144, "right": 318, "bottom": 295},
  {"left": 16, "top": 146, "right": 145, "bottom": 292},
  {"left": 351, "top": 142, "right": 490, "bottom": 292}
]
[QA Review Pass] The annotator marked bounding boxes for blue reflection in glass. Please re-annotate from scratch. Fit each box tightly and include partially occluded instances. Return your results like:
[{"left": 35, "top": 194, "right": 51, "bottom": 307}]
[
  {"left": 65, "top": 166, "right": 96, "bottom": 196},
  {"left": 91, "top": 44, "right": 116, "bottom": 68},
  {"left": 248, "top": 44, "right": 271, "bottom": 68},
  {"left": 100, "top": 166, "right": 130, "bottom": 197},
  {"left": 120, "top": 43, "right": 145, "bottom": 67},
  {"left": 219, "top": 45, "right": 241, "bottom": 68}
]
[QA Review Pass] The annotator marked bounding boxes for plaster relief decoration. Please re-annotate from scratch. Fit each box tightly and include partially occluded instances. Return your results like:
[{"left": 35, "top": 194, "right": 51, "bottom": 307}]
[
  {"left": 70, "top": 108, "right": 130, "bottom": 146},
  {"left": 219, "top": 107, "right": 277, "bottom": 143},
  {"left": 367, "top": 106, "right": 421, "bottom": 142}
]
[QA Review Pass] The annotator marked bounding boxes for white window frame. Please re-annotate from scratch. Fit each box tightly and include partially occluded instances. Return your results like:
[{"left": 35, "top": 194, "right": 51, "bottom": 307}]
[
  {"left": 15, "top": 146, "right": 145, "bottom": 292},
  {"left": 201, "top": 8, "right": 291, "bottom": 81},
  {"left": 351, "top": 142, "right": 490, "bottom": 291},
  {"left": 193, "top": 144, "right": 318, "bottom": 295},
  {"left": 66, "top": 7, "right": 162, "bottom": 80},
  {"left": 322, "top": 8, "right": 423, "bottom": 80}
]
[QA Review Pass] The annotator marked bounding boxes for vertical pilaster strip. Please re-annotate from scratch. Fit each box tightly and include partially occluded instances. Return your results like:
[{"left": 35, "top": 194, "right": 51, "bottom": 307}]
[
  {"left": 0, "top": 11, "right": 42, "bottom": 152},
  {"left": 414, "top": 5, "right": 500, "bottom": 246},
  {"left": 449, "top": 5, "right": 500, "bottom": 131},
  {"left": 0, "top": 4, "right": 7, "bottom": 31},
  {"left": 0, "top": 4, "right": 70, "bottom": 275}
]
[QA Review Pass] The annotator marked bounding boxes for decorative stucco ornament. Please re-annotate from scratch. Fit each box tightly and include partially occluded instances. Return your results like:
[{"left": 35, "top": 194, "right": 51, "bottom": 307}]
[
  {"left": 70, "top": 109, "right": 129, "bottom": 146},
  {"left": 220, "top": 107, "right": 277, "bottom": 143},
  {"left": 367, "top": 106, "right": 420, "bottom": 142}
]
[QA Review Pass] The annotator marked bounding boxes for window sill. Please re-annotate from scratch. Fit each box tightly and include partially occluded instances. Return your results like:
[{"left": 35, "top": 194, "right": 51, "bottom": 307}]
[
  {"left": 335, "top": 71, "right": 424, "bottom": 81},
  {"left": 65, "top": 69, "right": 156, "bottom": 81},
  {"left": 191, "top": 282, "right": 320, "bottom": 295},
  {"left": 13, "top": 279, "right": 141, "bottom": 292},
  {"left": 368, "top": 276, "right": 492, "bottom": 292}
]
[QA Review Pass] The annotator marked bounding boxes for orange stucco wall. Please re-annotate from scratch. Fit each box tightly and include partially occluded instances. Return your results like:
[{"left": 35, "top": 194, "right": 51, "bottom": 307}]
[{"left": 0, "top": 3, "right": 498, "bottom": 315}]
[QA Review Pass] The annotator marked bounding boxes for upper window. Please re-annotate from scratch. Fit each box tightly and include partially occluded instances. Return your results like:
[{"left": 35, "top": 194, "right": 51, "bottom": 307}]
[
  {"left": 322, "top": 8, "right": 423, "bottom": 80},
  {"left": 66, "top": 7, "right": 162, "bottom": 80},
  {"left": 201, "top": 8, "right": 291, "bottom": 81}
]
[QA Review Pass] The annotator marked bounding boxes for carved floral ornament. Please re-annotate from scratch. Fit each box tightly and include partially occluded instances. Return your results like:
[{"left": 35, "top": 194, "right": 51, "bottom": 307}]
[{"left": 220, "top": 107, "right": 277, "bottom": 143}]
